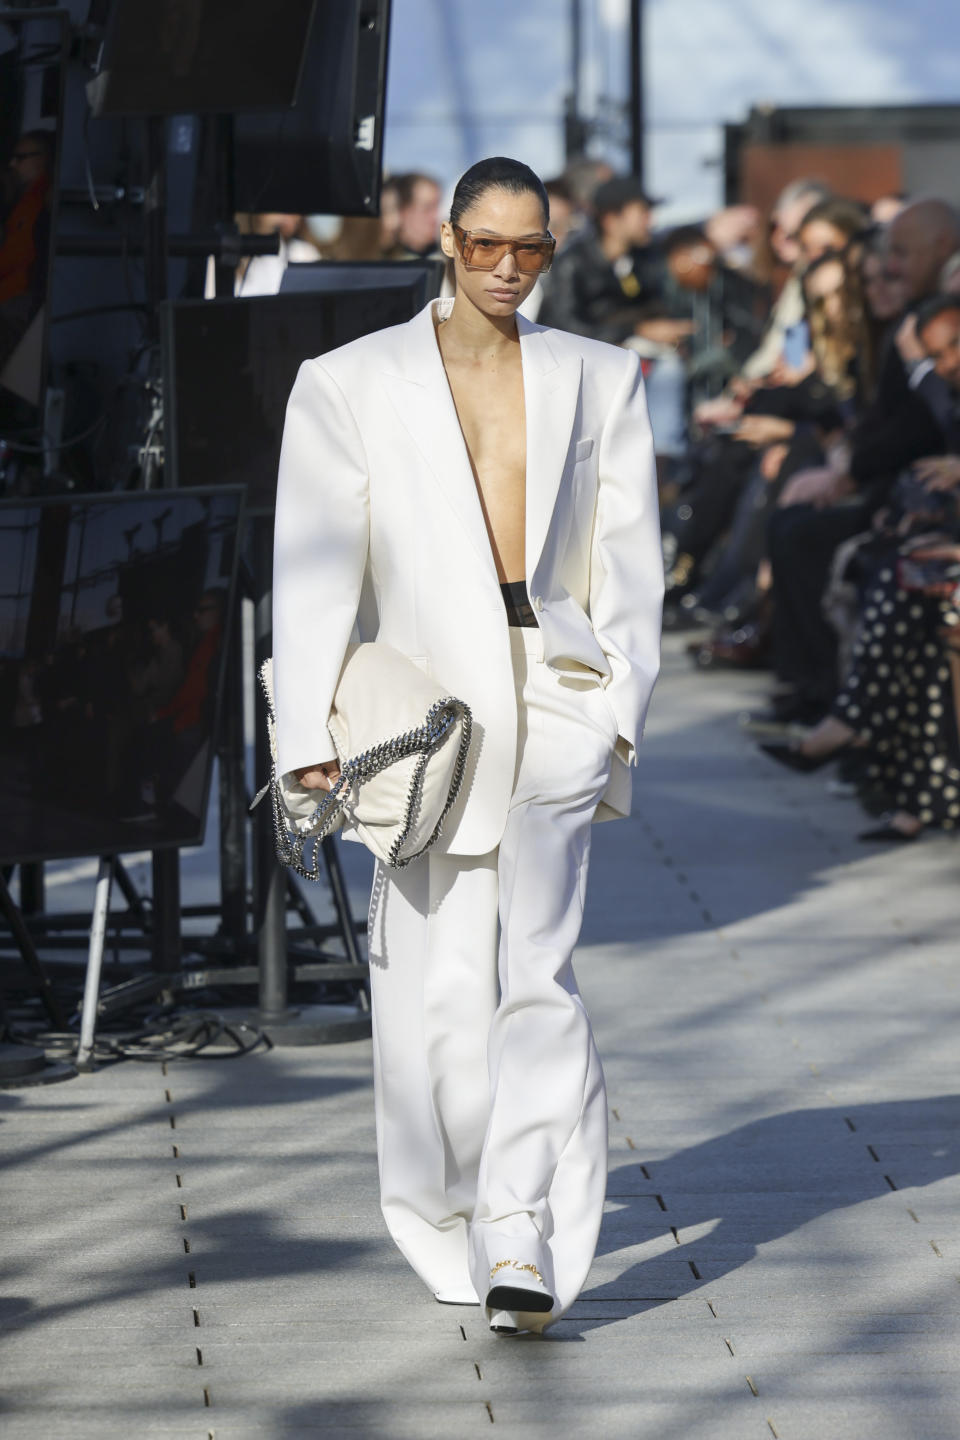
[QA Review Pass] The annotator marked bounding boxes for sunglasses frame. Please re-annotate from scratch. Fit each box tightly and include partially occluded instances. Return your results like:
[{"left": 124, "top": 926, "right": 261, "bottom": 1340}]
[{"left": 451, "top": 223, "right": 556, "bottom": 274}]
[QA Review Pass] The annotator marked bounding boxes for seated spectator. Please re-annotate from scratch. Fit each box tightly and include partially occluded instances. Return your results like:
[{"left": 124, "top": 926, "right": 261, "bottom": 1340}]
[
  {"left": 662, "top": 223, "right": 767, "bottom": 390},
  {"left": 795, "top": 197, "right": 868, "bottom": 267},
  {"left": 871, "top": 194, "right": 908, "bottom": 226},
  {"left": 519, "top": 176, "right": 578, "bottom": 322},
  {"left": 762, "top": 198, "right": 959, "bottom": 724},
  {"left": 387, "top": 171, "right": 442, "bottom": 259},
  {"left": 704, "top": 205, "right": 764, "bottom": 277},
  {"left": 539, "top": 175, "right": 687, "bottom": 347},
  {"left": 0, "top": 129, "right": 54, "bottom": 370},
  {"left": 561, "top": 157, "right": 614, "bottom": 223},
  {"left": 543, "top": 176, "right": 576, "bottom": 251},
  {"left": 760, "top": 295, "right": 960, "bottom": 839},
  {"left": 234, "top": 212, "right": 320, "bottom": 296}
]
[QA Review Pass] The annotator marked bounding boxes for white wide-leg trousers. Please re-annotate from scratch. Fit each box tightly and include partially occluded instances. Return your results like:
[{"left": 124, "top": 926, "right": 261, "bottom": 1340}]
[{"left": 366, "top": 626, "right": 617, "bottom": 1328}]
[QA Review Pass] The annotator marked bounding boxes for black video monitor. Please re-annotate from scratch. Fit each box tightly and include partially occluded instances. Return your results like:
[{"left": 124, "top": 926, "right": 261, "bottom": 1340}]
[
  {"left": 277, "top": 259, "right": 444, "bottom": 301},
  {"left": 0, "top": 8, "right": 68, "bottom": 433},
  {"left": 162, "top": 284, "right": 428, "bottom": 512},
  {"left": 89, "top": 0, "right": 317, "bottom": 116},
  {"left": 231, "top": 0, "right": 391, "bottom": 217},
  {"left": 0, "top": 488, "right": 244, "bottom": 865}
]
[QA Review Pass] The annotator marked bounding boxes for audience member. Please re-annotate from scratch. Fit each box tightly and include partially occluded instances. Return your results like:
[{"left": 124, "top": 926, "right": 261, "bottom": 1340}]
[
  {"left": 763, "top": 199, "right": 959, "bottom": 722},
  {"left": 389, "top": 171, "right": 442, "bottom": 259},
  {"left": 561, "top": 157, "right": 614, "bottom": 221},
  {"left": 0, "top": 129, "right": 54, "bottom": 369},
  {"left": 539, "top": 175, "right": 686, "bottom": 346},
  {"left": 233, "top": 212, "right": 320, "bottom": 296},
  {"left": 761, "top": 293, "right": 960, "bottom": 839}
]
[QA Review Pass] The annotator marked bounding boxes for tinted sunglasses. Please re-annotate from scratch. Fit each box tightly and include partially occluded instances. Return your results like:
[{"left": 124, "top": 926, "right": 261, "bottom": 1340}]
[{"left": 452, "top": 223, "right": 556, "bottom": 273}]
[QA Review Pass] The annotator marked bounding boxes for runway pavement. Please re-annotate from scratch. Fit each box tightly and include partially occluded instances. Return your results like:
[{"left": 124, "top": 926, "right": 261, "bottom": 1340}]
[{"left": 2, "top": 633, "right": 959, "bottom": 1438}]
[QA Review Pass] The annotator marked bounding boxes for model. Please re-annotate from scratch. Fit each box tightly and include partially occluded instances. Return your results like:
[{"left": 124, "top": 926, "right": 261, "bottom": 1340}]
[{"left": 272, "top": 156, "right": 664, "bottom": 1334}]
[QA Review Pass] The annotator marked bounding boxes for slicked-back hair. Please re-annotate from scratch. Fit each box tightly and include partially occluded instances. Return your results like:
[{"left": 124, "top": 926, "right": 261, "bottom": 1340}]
[{"left": 450, "top": 157, "right": 549, "bottom": 230}]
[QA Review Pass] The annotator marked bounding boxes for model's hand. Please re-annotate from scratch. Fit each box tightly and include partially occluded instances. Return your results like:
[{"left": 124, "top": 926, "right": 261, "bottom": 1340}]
[{"left": 295, "top": 760, "right": 342, "bottom": 791}]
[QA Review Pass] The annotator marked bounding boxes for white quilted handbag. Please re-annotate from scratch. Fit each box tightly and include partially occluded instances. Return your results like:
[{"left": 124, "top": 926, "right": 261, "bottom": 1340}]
[{"left": 256, "top": 643, "right": 472, "bottom": 875}]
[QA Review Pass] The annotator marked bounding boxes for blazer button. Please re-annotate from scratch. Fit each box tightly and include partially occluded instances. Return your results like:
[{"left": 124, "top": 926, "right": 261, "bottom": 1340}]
[{"left": 533, "top": 595, "right": 544, "bottom": 612}]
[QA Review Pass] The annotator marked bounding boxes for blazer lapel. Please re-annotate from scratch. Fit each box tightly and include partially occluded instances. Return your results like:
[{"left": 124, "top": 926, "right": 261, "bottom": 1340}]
[
  {"left": 519, "top": 316, "right": 583, "bottom": 582},
  {"left": 380, "top": 301, "right": 497, "bottom": 577}
]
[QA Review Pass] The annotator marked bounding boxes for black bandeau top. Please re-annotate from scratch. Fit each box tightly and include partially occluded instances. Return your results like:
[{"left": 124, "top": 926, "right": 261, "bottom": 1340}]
[{"left": 500, "top": 580, "right": 537, "bottom": 628}]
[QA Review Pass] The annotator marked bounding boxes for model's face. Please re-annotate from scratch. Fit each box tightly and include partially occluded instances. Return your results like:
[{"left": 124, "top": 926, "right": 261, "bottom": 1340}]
[
  {"left": 440, "top": 187, "right": 548, "bottom": 318},
  {"left": 920, "top": 310, "right": 960, "bottom": 389}
]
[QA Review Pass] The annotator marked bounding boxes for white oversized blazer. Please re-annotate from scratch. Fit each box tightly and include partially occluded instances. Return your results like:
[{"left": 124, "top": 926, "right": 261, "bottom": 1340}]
[{"left": 272, "top": 297, "right": 664, "bottom": 857}]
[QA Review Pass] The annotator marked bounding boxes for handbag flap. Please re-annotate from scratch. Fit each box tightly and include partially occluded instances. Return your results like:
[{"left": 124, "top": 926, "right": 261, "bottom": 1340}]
[{"left": 330, "top": 643, "right": 448, "bottom": 758}]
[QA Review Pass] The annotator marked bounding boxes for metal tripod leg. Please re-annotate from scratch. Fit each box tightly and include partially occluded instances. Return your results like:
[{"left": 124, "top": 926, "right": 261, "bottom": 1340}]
[
  {"left": 0, "top": 872, "right": 67, "bottom": 1029},
  {"left": 76, "top": 857, "right": 114, "bottom": 1072}
]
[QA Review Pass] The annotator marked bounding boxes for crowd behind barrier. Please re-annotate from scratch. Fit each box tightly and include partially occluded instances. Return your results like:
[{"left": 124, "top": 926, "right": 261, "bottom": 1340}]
[{"left": 239, "top": 159, "right": 960, "bottom": 847}]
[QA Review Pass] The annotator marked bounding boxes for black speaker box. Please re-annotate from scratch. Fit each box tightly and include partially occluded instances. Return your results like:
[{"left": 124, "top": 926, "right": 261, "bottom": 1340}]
[{"left": 231, "top": 0, "right": 391, "bottom": 217}]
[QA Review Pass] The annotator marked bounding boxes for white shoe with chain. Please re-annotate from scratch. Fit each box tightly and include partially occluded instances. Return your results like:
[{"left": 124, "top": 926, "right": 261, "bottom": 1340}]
[{"left": 485, "top": 1257, "right": 555, "bottom": 1325}]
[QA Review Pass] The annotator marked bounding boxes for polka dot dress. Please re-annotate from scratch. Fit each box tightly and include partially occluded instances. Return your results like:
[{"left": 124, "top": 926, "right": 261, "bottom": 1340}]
[{"left": 833, "top": 566, "right": 960, "bottom": 829}]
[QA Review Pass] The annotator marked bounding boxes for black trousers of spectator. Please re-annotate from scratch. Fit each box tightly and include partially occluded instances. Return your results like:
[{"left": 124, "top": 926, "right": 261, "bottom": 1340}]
[
  {"left": 768, "top": 500, "right": 871, "bottom": 712},
  {"left": 664, "top": 439, "right": 756, "bottom": 577}
]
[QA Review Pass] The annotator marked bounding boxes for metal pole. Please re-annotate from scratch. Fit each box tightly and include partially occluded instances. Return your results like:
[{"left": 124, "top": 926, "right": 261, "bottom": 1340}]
[
  {"left": 564, "top": 0, "right": 586, "bottom": 162},
  {"left": 252, "top": 514, "right": 291, "bottom": 1024},
  {"left": 151, "top": 848, "right": 181, "bottom": 976},
  {"left": 0, "top": 873, "right": 67, "bottom": 1030},
  {"left": 629, "top": 0, "right": 645, "bottom": 185},
  {"left": 217, "top": 597, "right": 248, "bottom": 947},
  {"left": 76, "top": 857, "right": 114, "bottom": 1071}
]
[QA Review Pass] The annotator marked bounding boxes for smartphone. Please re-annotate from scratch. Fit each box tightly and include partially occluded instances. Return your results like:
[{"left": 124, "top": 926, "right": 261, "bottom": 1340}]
[{"left": 897, "top": 557, "right": 960, "bottom": 591}]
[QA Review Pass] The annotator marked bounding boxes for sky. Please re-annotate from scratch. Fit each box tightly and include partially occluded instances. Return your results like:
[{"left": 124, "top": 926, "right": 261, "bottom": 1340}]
[{"left": 383, "top": 0, "right": 960, "bottom": 220}]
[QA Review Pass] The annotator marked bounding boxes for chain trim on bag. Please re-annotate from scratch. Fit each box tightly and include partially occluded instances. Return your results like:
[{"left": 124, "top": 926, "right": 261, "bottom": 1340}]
[{"left": 256, "top": 666, "right": 473, "bottom": 878}]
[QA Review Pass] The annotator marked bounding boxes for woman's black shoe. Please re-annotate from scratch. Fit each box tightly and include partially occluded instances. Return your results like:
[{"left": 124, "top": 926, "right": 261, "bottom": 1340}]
[
  {"left": 858, "top": 822, "right": 920, "bottom": 843},
  {"left": 759, "top": 739, "right": 852, "bottom": 773}
]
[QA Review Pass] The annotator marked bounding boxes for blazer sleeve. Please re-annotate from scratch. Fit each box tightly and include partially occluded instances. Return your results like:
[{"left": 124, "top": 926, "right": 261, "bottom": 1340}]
[
  {"left": 272, "top": 358, "right": 370, "bottom": 777},
  {"left": 589, "top": 348, "right": 664, "bottom": 765}
]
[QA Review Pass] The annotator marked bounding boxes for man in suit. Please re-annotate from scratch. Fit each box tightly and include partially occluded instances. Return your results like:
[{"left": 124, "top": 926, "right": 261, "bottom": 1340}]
[{"left": 272, "top": 157, "right": 663, "bottom": 1335}]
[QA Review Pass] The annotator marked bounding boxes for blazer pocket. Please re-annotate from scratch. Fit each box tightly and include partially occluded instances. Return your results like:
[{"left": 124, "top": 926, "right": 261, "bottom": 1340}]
[{"left": 574, "top": 437, "right": 595, "bottom": 462}]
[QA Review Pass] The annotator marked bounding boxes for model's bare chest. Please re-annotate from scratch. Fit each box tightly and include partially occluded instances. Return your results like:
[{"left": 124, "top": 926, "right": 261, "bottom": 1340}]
[{"left": 442, "top": 353, "right": 527, "bottom": 583}]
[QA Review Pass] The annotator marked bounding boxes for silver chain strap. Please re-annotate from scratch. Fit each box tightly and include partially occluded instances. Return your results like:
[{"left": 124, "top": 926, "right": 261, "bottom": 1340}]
[{"left": 257, "top": 667, "right": 473, "bottom": 879}]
